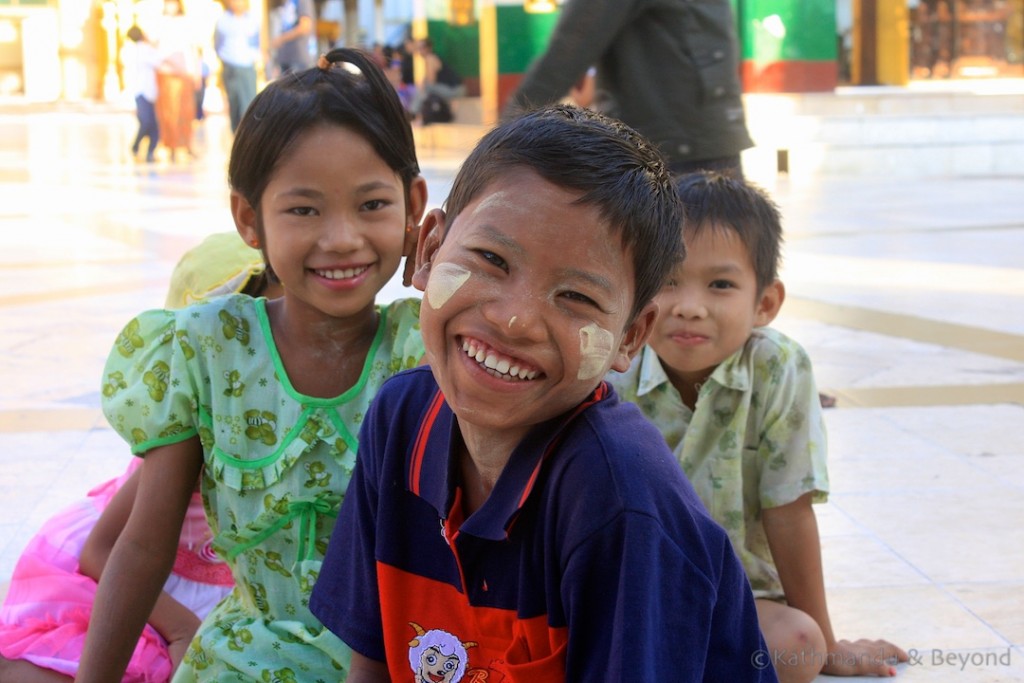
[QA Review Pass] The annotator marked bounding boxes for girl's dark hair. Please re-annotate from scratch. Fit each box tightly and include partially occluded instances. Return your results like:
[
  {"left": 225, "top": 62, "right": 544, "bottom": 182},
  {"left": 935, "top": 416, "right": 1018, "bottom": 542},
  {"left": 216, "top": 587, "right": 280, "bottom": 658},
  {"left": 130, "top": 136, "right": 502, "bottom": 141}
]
[
  {"left": 228, "top": 48, "right": 420, "bottom": 279},
  {"left": 674, "top": 171, "right": 783, "bottom": 292},
  {"left": 444, "top": 105, "right": 684, "bottom": 323}
]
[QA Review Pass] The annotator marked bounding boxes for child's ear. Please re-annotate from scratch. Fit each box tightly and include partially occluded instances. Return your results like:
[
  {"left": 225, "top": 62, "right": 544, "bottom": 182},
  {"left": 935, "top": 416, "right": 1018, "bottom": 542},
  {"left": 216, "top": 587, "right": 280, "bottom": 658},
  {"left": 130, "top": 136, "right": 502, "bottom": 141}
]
[
  {"left": 230, "top": 191, "right": 259, "bottom": 247},
  {"left": 406, "top": 177, "right": 429, "bottom": 233},
  {"left": 755, "top": 279, "right": 786, "bottom": 327},
  {"left": 609, "top": 301, "right": 658, "bottom": 373},
  {"left": 410, "top": 208, "right": 447, "bottom": 292},
  {"left": 400, "top": 178, "right": 430, "bottom": 286}
]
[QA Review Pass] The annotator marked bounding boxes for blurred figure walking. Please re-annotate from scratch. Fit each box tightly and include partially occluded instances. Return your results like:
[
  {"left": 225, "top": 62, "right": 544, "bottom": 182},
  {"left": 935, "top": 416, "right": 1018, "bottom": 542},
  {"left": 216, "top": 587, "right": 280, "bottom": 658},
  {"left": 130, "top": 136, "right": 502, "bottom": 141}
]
[
  {"left": 268, "top": 0, "right": 315, "bottom": 77},
  {"left": 154, "top": 0, "right": 202, "bottom": 162},
  {"left": 126, "top": 26, "right": 160, "bottom": 163},
  {"left": 506, "top": 0, "right": 753, "bottom": 177},
  {"left": 214, "top": 0, "right": 260, "bottom": 132}
]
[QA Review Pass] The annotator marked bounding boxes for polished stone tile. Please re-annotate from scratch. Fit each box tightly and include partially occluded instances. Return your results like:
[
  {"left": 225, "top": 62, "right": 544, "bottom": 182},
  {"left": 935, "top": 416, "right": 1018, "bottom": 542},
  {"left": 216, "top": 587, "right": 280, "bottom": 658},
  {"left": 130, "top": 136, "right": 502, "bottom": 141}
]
[
  {"left": 832, "top": 493, "right": 1023, "bottom": 583},
  {"left": 826, "top": 450, "right": 1003, "bottom": 493},
  {"left": 884, "top": 647, "right": 1024, "bottom": 683},
  {"left": 820, "top": 531, "right": 928, "bottom": 589},
  {"left": 875, "top": 404, "right": 1024, "bottom": 457},
  {"left": 948, "top": 583, "right": 1024, "bottom": 647},
  {"left": 814, "top": 499, "right": 865, "bottom": 538},
  {"left": 827, "top": 584, "right": 1010, "bottom": 651}
]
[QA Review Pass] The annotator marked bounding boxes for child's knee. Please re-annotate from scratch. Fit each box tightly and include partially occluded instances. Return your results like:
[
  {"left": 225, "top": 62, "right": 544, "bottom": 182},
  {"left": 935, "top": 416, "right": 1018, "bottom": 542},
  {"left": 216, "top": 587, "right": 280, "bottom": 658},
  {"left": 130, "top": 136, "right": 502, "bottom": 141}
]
[
  {"left": 757, "top": 601, "right": 827, "bottom": 683},
  {"left": 784, "top": 608, "right": 826, "bottom": 655}
]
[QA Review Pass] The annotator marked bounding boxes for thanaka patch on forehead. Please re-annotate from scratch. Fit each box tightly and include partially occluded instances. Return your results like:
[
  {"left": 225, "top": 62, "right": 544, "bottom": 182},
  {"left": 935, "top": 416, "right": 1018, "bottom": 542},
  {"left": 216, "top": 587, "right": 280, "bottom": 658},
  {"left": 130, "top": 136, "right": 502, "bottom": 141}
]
[
  {"left": 473, "top": 190, "right": 519, "bottom": 216},
  {"left": 577, "top": 323, "right": 614, "bottom": 380},
  {"left": 426, "top": 263, "right": 471, "bottom": 310}
]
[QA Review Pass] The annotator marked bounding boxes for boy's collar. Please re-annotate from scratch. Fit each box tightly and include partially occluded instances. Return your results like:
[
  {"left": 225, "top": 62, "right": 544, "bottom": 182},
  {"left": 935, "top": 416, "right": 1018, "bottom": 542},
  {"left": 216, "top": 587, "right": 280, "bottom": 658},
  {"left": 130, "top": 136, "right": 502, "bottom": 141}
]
[
  {"left": 407, "top": 384, "right": 611, "bottom": 541},
  {"left": 636, "top": 343, "right": 752, "bottom": 397}
]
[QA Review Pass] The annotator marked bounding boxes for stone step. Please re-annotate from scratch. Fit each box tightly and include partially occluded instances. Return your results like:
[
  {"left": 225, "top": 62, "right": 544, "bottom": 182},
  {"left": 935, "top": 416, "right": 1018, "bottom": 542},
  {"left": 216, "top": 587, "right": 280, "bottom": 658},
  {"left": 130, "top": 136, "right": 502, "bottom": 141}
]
[
  {"left": 412, "top": 82, "right": 1024, "bottom": 178},
  {"left": 743, "top": 86, "right": 1024, "bottom": 178}
]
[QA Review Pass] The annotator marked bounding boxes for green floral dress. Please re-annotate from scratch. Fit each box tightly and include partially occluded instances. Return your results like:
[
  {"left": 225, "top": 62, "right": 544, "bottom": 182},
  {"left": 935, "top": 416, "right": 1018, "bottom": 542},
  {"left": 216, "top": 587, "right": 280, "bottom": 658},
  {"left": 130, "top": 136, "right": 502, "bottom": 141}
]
[{"left": 101, "top": 294, "right": 424, "bottom": 682}]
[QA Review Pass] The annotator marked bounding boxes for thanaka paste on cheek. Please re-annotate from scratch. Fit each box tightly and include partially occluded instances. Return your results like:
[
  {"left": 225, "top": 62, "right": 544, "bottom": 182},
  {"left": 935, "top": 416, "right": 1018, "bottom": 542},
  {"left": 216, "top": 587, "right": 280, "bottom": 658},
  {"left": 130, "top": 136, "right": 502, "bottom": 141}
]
[
  {"left": 577, "top": 323, "right": 614, "bottom": 380},
  {"left": 426, "top": 263, "right": 471, "bottom": 309}
]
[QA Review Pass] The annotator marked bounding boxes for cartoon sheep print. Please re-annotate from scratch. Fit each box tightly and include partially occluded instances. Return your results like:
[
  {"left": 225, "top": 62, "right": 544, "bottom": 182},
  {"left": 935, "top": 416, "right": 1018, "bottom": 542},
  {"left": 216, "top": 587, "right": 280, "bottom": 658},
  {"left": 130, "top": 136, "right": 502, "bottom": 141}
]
[{"left": 408, "top": 623, "right": 477, "bottom": 683}]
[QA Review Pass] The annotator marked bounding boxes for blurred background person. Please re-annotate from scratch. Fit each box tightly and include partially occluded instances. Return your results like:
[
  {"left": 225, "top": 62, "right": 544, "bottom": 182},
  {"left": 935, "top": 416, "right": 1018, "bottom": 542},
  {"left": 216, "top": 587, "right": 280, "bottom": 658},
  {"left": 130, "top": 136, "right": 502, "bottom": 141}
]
[
  {"left": 214, "top": 0, "right": 260, "bottom": 133},
  {"left": 382, "top": 46, "right": 415, "bottom": 117},
  {"left": 566, "top": 65, "right": 596, "bottom": 108},
  {"left": 505, "top": 0, "right": 753, "bottom": 178},
  {"left": 268, "top": 0, "right": 315, "bottom": 77},
  {"left": 398, "top": 34, "right": 416, "bottom": 96},
  {"left": 409, "top": 37, "right": 464, "bottom": 124},
  {"left": 154, "top": 0, "right": 203, "bottom": 162},
  {"left": 125, "top": 26, "right": 161, "bottom": 163}
]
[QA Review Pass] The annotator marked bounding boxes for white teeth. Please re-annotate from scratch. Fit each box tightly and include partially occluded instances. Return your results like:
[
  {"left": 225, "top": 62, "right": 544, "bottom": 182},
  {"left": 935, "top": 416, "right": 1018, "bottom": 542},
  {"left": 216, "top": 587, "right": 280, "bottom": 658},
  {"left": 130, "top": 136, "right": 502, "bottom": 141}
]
[
  {"left": 317, "top": 266, "right": 367, "bottom": 280},
  {"left": 461, "top": 340, "right": 537, "bottom": 381}
]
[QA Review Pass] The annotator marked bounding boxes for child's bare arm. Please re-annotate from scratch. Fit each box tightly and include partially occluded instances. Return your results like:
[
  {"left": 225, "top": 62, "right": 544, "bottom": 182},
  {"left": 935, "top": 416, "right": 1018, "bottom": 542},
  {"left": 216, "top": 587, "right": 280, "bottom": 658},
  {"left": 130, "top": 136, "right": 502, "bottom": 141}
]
[
  {"left": 78, "top": 465, "right": 201, "bottom": 670},
  {"left": 75, "top": 438, "right": 203, "bottom": 683},
  {"left": 764, "top": 493, "right": 908, "bottom": 677},
  {"left": 763, "top": 494, "right": 832, "bottom": 642},
  {"left": 78, "top": 469, "right": 140, "bottom": 577},
  {"left": 346, "top": 652, "right": 390, "bottom": 683}
]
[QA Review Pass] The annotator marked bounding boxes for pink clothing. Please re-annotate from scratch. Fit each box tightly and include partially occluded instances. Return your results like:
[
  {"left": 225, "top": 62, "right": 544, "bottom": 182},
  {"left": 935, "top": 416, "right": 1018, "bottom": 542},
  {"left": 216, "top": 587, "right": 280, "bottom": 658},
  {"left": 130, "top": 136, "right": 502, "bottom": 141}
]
[{"left": 0, "top": 461, "right": 232, "bottom": 682}]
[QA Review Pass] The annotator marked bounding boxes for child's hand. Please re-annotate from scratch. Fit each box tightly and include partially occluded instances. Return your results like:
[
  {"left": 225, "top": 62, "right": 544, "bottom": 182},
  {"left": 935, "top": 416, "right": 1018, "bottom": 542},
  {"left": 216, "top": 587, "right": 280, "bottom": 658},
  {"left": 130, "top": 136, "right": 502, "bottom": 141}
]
[
  {"left": 823, "top": 638, "right": 909, "bottom": 677},
  {"left": 167, "top": 634, "right": 193, "bottom": 672},
  {"left": 151, "top": 602, "right": 200, "bottom": 673}
]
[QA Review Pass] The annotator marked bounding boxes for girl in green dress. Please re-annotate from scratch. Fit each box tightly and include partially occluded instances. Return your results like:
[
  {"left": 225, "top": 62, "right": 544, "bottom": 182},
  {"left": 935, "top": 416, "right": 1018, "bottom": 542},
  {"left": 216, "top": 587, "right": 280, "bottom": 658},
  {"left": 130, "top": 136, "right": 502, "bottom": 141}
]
[{"left": 76, "top": 47, "right": 428, "bottom": 683}]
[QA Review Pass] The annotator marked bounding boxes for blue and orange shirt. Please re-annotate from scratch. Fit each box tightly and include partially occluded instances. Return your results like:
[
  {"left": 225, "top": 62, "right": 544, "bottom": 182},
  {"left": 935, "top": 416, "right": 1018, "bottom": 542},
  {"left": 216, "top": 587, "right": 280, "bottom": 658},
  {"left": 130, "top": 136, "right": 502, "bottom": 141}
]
[{"left": 311, "top": 367, "right": 775, "bottom": 682}]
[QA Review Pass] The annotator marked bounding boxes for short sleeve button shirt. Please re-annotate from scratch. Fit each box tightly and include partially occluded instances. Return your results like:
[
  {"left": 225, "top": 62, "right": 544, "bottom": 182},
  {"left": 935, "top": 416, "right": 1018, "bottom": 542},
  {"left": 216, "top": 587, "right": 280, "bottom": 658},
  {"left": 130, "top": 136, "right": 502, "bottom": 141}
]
[{"left": 609, "top": 327, "right": 829, "bottom": 598}]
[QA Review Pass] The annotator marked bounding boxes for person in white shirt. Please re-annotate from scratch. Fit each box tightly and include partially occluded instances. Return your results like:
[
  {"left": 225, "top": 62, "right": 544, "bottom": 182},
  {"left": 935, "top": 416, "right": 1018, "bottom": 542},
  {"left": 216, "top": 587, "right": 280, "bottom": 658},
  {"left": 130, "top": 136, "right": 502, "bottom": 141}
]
[
  {"left": 214, "top": 0, "right": 261, "bottom": 132},
  {"left": 126, "top": 25, "right": 161, "bottom": 163}
]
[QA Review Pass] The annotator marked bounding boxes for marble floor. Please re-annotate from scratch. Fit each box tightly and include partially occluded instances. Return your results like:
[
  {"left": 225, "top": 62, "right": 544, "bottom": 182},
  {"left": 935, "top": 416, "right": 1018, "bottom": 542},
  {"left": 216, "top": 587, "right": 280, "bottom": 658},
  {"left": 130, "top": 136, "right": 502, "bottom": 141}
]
[{"left": 1, "top": 104, "right": 1022, "bottom": 682}]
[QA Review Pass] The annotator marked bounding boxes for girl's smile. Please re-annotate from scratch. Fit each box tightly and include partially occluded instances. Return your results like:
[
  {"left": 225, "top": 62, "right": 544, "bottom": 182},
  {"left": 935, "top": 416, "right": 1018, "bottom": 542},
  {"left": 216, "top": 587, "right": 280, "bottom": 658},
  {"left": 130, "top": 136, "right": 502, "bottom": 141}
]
[{"left": 234, "top": 123, "right": 422, "bottom": 327}]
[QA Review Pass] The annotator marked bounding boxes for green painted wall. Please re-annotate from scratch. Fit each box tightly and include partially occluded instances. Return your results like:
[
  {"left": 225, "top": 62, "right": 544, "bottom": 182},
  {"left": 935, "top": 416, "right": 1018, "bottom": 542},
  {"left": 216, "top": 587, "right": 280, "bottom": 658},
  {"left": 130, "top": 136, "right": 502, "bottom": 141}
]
[
  {"left": 427, "top": 5, "right": 559, "bottom": 79},
  {"left": 427, "top": 1, "right": 836, "bottom": 90},
  {"left": 427, "top": 20, "right": 480, "bottom": 79},
  {"left": 494, "top": 6, "right": 560, "bottom": 73},
  {"left": 738, "top": 0, "right": 837, "bottom": 62}
]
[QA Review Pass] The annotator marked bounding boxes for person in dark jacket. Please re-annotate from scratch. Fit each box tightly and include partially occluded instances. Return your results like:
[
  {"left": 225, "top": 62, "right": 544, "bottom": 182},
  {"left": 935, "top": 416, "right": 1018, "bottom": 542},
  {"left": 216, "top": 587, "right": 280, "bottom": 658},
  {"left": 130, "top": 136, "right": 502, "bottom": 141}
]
[{"left": 505, "top": 0, "right": 753, "bottom": 177}]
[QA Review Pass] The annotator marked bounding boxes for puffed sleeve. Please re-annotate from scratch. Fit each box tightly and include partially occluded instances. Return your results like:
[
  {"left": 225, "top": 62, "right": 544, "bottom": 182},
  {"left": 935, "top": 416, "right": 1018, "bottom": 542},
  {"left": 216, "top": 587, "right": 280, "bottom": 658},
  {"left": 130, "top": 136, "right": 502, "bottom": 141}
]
[{"left": 101, "top": 309, "right": 200, "bottom": 455}]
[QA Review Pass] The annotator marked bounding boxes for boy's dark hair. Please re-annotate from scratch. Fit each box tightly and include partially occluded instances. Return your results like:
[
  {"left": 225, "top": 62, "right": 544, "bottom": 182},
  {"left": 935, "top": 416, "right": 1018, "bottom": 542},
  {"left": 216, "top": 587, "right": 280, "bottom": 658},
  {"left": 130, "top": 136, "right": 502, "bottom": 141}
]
[
  {"left": 126, "top": 25, "right": 145, "bottom": 43},
  {"left": 229, "top": 46, "right": 419, "bottom": 226},
  {"left": 444, "top": 105, "right": 684, "bottom": 323},
  {"left": 675, "top": 171, "right": 783, "bottom": 292}
]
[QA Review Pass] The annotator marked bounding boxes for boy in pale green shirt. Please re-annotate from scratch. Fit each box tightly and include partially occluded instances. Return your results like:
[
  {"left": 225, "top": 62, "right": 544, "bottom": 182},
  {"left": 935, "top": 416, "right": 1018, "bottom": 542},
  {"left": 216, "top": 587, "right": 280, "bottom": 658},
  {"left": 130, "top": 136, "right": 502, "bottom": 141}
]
[{"left": 609, "top": 172, "right": 908, "bottom": 683}]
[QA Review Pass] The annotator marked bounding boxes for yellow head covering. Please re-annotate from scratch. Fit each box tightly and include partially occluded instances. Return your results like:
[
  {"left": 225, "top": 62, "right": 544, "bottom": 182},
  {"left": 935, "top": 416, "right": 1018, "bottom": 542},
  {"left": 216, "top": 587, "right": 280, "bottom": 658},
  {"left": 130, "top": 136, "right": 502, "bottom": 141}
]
[{"left": 165, "top": 232, "right": 266, "bottom": 308}]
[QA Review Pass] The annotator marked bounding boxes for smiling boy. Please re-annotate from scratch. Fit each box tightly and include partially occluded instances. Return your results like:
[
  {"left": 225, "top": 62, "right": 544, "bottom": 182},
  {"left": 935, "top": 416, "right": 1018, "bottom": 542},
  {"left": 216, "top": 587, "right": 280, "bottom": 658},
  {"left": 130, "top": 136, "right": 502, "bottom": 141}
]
[
  {"left": 310, "top": 106, "right": 775, "bottom": 682},
  {"left": 609, "top": 172, "right": 907, "bottom": 682}
]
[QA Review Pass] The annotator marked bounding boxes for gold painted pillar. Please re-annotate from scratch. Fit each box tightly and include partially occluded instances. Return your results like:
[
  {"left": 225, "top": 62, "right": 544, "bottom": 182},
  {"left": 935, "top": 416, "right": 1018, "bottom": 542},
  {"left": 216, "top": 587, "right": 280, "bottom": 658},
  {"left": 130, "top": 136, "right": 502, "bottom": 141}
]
[
  {"left": 852, "top": 0, "right": 909, "bottom": 85},
  {"left": 479, "top": 0, "right": 498, "bottom": 126},
  {"left": 100, "top": 1, "right": 120, "bottom": 99}
]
